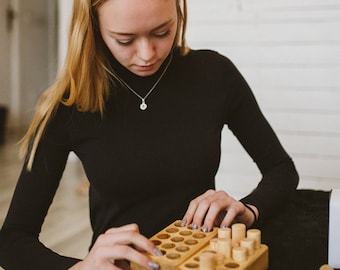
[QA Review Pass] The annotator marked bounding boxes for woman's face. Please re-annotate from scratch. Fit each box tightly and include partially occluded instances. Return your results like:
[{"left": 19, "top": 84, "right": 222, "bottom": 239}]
[{"left": 97, "top": 0, "right": 178, "bottom": 77}]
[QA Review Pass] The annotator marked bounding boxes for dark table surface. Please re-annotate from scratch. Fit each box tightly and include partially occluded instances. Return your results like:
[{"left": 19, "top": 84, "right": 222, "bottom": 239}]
[{"left": 260, "top": 189, "right": 334, "bottom": 270}]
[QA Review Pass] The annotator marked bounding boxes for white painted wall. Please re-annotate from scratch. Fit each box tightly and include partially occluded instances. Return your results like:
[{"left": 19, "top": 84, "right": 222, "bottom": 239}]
[
  {"left": 185, "top": 0, "right": 340, "bottom": 198},
  {"left": 57, "top": 0, "right": 73, "bottom": 70},
  {"left": 57, "top": 0, "right": 340, "bottom": 198},
  {"left": 0, "top": 1, "right": 10, "bottom": 108},
  {"left": 0, "top": 0, "right": 58, "bottom": 132}
]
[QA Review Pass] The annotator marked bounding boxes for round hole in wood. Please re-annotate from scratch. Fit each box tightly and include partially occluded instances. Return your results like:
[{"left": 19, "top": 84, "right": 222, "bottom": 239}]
[
  {"left": 187, "top": 224, "right": 194, "bottom": 230},
  {"left": 184, "top": 263, "right": 199, "bottom": 269},
  {"left": 151, "top": 240, "right": 162, "bottom": 246},
  {"left": 162, "top": 243, "right": 176, "bottom": 249},
  {"left": 166, "top": 253, "right": 181, "bottom": 260},
  {"left": 201, "top": 250, "right": 217, "bottom": 255},
  {"left": 171, "top": 236, "right": 184, "bottom": 242},
  {"left": 176, "top": 246, "right": 190, "bottom": 252},
  {"left": 193, "top": 233, "right": 206, "bottom": 239},
  {"left": 161, "top": 250, "right": 166, "bottom": 255},
  {"left": 225, "top": 262, "right": 240, "bottom": 268},
  {"left": 174, "top": 221, "right": 183, "bottom": 227},
  {"left": 180, "top": 231, "right": 192, "bottom": 236},
  {"left": 166, "top": 227, "right": 179, "bottom": 233},
  {"left": 184, "top": 239, "right": 198, "bottom": 245},
  {"left": 157, "top": 233, "right": 170, "bottom": 239}
]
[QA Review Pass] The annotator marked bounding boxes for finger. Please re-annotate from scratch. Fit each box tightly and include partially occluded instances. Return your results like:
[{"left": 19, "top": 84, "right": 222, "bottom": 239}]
[
  {"left": 200, "top": 201, "right": 224, "bottom": 232},
  {"left": 198, "top": 190, "right": 232, "bottom": 231},
  {"left": 91, "top": 244, "right": 158, "bottom": 270},
  {"left": 181, "top": 189, "right": 216, "bottom": 226},
  {"left": 191, "top": 197, "right": 211, "bottom": 229},
  {"left": 114, "top": 260, "right": 130, "bottom": 270},
  {"left": 220, "top": 201, "right": 244, "bottom": 228},
  {"left": 101, "top": 230, "right": 161, "bottom": 257},
  {"left": 220, "top": 208, "right": 237, "bottom": 228},
  {"left": 110, "top": 245, "right": 159, "bottom": 270},
  {"left": 105, "top": 223, "right": 140, "bottom": 234}
]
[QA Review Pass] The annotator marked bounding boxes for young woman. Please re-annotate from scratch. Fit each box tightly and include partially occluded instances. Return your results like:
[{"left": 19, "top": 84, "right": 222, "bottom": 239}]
[{"left": 0, "top": 0, "right": 299, "bottom": 269}]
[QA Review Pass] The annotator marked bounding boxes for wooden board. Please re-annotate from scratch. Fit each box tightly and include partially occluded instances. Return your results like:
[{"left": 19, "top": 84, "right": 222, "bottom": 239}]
[{"left": 131, "top": 220, "right": 268, "bottom": 270}]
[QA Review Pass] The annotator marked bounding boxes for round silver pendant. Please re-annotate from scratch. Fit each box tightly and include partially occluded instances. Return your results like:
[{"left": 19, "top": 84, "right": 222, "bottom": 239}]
[{"left": 140, "top": 102, "right": 147, "bottom": 110}]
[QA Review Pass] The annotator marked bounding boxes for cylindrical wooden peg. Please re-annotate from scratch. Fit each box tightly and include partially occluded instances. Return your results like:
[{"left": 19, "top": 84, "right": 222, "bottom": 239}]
[
  {"left": 240, "top": 238, "right": 255, "bottom": 255},
  {"left": 217, "top": 238, "right": 232, "bottom": 258},
  {"left": 320, "top": 265, "right": 334, "bottom": 270},
  {"left": 218, "top": 227, "right": 231, "bottom": 239},
  {"left": 210, "top": 238, "right": 218, "bottom": 251},
  {"left": 231, "top": 223, "right": 246, "bottom": 245},
  {"left": 200, "top": 251, "right": 216, "bottom": 270},
  {"left": 214, "top": 253, "right": 225, "bottom": 266},
  {"left": 232, "top": 247, "right": 248, "bottom": 263},
  {"left": 247, "top": 229, "right": 261, "bottom": 249}
]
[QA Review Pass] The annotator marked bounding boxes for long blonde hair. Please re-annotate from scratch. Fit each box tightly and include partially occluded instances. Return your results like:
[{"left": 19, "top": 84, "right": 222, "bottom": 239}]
[{"left": 20, "top": 0, "right": 189, "bottom": 170}]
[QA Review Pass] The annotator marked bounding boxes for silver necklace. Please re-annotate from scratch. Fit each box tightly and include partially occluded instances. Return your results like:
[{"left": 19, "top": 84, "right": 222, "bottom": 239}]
[{"left": 112, "top": 52, "right": 173, "bottom": 111}]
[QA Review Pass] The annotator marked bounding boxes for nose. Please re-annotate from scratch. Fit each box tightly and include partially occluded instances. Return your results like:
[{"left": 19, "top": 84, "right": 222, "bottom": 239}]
[{"left": 136, "top": 38, "right": 155, "bottom": 63}]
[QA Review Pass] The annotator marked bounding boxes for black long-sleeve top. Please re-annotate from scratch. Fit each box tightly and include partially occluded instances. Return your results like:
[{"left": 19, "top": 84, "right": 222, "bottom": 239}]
[{"left": 0, "top": 49, "right": 299, "bottom": 269}]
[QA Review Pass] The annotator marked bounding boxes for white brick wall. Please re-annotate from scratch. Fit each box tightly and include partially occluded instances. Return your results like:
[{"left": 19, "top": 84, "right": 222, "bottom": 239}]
[
  {"left": 57, "top": 1, "right": 340, "bottom": 199},
  {"left": 186, "top": 0, "right": 340, "bottom": 198}
]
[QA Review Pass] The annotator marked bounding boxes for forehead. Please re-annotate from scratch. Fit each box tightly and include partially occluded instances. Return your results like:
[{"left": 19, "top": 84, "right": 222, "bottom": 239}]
[{"left": 97, "top": 0, "right": 177, "bottom": 32}]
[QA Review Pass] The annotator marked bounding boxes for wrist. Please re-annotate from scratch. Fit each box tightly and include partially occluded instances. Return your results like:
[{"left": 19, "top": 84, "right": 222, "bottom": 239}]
[
  {"left": 242, "top": 202, "right": 259, "bottom": 227},
  {"left": 68, "top": 261, "right": 82, "bottom": 270}
]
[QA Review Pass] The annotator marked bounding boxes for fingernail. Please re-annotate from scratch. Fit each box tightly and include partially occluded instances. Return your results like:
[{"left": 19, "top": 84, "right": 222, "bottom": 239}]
[
  {"left": 181, "top": 219, "right": 187, "bottom": 227},
  {"left": 148, "top": 261, "right": 160, "bottom": 270},
  {"left": 202, "top": 225, "right": 209, "bottom": 233},
  {"left": 153, "top": 247, "right": 163, "bottom": 256},
  {"left": 192, "top": 224, "right": 199, "bottom": 230}
]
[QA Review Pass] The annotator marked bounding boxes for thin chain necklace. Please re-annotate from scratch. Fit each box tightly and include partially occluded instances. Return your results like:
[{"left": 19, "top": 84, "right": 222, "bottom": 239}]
[{"left": 111, "top": 52, "right": 173, "bottom": 111}]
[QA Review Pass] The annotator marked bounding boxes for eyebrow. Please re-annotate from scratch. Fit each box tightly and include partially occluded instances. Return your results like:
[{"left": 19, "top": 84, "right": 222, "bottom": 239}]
[{"left": 108, "top": 19, "right": 174, "bottom": 36}]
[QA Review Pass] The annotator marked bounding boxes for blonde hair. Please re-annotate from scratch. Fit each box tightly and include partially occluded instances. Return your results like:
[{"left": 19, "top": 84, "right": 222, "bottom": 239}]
[{"left": 20, "top": 0, "right": 189, "bottom": 170}]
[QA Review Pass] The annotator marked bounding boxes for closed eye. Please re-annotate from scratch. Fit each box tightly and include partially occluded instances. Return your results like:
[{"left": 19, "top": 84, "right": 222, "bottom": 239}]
[
  {"left": 115, "top": 30, "right": 171, "bottom": 46},
  {"left": 154, "top": 30, "right": 171, "bottom": 38},
  {"left": 116, "top": 38, "right": 133, "bottom": 46}
]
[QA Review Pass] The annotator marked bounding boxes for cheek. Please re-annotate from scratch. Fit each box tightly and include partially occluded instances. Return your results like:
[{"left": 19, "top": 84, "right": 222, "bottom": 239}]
[
  {"left": 103, "top": 39, "right": 133, "bottom": 64},
  {"left": 160, "top": 35, "right": 177, "bottom": 55}
]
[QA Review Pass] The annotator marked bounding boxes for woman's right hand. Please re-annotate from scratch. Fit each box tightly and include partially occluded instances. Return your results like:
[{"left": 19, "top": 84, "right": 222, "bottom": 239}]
[{"left": 69, "top": 223, "right": 162, "bottom": 270}]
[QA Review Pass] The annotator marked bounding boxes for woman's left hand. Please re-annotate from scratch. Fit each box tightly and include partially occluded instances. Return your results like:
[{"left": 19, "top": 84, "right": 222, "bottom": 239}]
[{"left": 181, "top": 189, "right": 258, "bottom": 231}]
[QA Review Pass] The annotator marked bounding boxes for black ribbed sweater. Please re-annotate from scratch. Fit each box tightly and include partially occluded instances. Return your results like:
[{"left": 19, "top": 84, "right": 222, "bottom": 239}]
[{"left": 0, "top": 48, "right": 299, "bottom": 269}]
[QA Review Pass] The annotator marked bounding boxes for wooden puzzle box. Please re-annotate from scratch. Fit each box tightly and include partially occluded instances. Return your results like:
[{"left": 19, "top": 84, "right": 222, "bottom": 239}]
[{"left": 131, "top": 220, "right": 268, "bottom": 270}]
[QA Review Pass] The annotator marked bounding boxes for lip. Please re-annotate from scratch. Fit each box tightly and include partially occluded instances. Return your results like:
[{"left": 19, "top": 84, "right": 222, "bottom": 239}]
[{"left": 136, "top": 64, "right": 155, "bottom": 72}]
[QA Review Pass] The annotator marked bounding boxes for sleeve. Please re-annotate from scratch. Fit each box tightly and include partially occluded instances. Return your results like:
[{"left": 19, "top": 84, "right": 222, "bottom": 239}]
[
  {"left": 224, "top": 60, "right": 299, "bottom": 226},
  {"left": 0, "top": 105, "right": 81, "bottom": 269}
]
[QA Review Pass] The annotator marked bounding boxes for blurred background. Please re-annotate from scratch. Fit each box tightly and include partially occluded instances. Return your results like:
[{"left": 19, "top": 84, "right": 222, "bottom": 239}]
[{"left": 1, "top": 0, "right": 340, "bottom": 265}]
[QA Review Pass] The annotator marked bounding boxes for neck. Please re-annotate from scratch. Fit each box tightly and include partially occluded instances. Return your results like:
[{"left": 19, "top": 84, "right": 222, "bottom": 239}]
[{"left": 108, "top": 51, "right": 174, "bottom": 111}]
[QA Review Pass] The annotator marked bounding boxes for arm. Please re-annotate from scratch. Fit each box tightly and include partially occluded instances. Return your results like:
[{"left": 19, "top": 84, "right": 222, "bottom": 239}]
[
  {"left": 182, "top": 56, "right": 298, "bottom": 230},
  {"left": 226, "top": 67, "right": 299, "bottom": 224},
  {"left": 68, "top": 224, "right": 162, "bottom": 270},
  {"left": 0, "top": 105, "right": 80, "bottom": 270},
  {"left": 0, "top": 104, "right": 163, "bottom": 270}
]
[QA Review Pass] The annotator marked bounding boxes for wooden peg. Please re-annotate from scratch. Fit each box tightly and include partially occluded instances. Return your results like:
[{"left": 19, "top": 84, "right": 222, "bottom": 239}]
[
  {"left": 218, "top": 227, "right": 231, "bottom": 239},
  {"left": 240, "top": 238, "right": 255, "bottom": 255},
  {"left": 232, "top": 247, "right": 248, "bottom": 263},
  {"left": 200, "top": 251, "right": 216, "bottom": 270},
  {"left": 247, "top": 229, "right": 261, "bottom": 249},
  {"left": 231, "top": 223, "right": 246, "bottom": 245},
  {"left": 217, "top": 237, "right": 232, "bottom": 258}
]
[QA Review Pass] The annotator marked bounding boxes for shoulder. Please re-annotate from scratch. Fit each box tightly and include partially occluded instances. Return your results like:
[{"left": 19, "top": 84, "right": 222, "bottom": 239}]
[
  {"left": 51, "top": 102, "right": 77, "bottom": 122},
  {"left": 172, "top": 48, "right": 245, "bottom": 88},
  {"left": 173, "top": 48, "right": 240, "bottom": 77},
  {"left": 43, "top": 103, "right": 77, "bottom": 140},
  {"left": 181, "top": 49, "right": 234, "bottom": 67}
]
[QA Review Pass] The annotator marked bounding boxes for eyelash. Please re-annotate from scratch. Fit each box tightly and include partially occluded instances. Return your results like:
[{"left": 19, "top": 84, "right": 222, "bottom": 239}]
[{"left": 115, "top": 30, "right": 171, "bottom": 46}]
